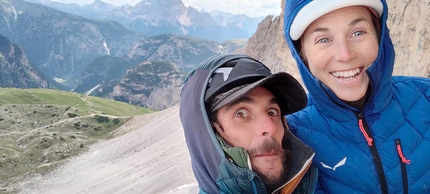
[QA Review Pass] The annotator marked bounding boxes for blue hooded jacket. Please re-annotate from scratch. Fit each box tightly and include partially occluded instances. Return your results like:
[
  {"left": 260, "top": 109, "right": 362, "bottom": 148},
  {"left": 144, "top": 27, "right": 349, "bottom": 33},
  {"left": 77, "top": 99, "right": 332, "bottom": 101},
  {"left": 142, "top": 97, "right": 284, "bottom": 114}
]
[
  {"left": 283, "top": 0, "right": 430, "bottom": 193},
  {"left": 179, "top": 54, "right": 318, "bottom": 194}
]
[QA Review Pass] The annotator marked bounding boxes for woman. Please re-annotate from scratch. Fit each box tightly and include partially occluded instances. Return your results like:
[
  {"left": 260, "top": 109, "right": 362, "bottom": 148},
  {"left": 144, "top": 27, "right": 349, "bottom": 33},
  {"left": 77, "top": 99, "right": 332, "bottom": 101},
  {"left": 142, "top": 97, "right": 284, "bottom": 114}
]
[{"left": 283, "top": 0, "right": 430, "bottom": 193}]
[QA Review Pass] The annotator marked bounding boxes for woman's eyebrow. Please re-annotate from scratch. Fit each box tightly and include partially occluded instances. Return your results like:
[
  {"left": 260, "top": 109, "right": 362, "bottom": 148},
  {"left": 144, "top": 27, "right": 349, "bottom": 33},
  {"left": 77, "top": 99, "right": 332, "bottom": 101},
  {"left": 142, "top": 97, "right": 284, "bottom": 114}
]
[
  {"left": 310, "top": 18, "right": 367, "bottom": 34},
  {"left": 349, "top": 18, "right": 366, "bottom": 26},
  {"left": 311, "top": 27, "right": 329, "bottom": 34}
]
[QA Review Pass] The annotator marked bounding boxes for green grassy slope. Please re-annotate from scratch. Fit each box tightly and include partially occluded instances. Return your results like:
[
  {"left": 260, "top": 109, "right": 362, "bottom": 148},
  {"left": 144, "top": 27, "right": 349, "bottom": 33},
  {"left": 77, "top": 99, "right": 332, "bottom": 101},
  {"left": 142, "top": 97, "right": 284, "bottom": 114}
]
[
  {"left": 0, "top": 88, "right": 156, "bottom": 191},
  {"left": 0, "top": 88, "right": 155, "bottom": 116}
]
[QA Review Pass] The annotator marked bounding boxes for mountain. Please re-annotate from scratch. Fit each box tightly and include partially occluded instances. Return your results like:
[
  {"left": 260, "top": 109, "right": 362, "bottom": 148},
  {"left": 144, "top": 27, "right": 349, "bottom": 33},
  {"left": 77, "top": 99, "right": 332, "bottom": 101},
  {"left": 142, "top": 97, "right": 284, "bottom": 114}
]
[
  {"left": 3, "top": 0, "right": 429, "bottom": 193},
  {"left": 209, "top": 9, "right": 265, "bottom": 38},
  {"left": 107, "top": 61, "right": 186, "bottom": 110},
  {"left": 74, "top": 34, "right": 246, "bottom": 110},
  {"left": 0, "top": 34, "right": 49, "bottom": 88},
  {"left": 82, "top": 0, "right": 117, "bottom": 12},
  {"left": 25, "top": 0, "right": 263, "bottom": 41},
  {"left": 0, "top": 0, "right": 145, "bottom": 90},
  {"left": 125, "top": 34, "right": 225, "bottom": 72},
  {"left": 72, "top": 56, "right": 133, "bottom": 94}
]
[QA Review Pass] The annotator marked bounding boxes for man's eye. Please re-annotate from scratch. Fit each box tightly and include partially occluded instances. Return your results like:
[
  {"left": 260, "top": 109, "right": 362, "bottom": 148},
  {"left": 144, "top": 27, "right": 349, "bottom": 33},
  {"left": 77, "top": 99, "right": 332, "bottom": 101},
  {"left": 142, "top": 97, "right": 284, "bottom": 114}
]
[
  {"left": 268, "top": 109, "right": 280, "bottom": 117},
  {"left": 234, "top": 109, "right": 249, "bottom": 118}
]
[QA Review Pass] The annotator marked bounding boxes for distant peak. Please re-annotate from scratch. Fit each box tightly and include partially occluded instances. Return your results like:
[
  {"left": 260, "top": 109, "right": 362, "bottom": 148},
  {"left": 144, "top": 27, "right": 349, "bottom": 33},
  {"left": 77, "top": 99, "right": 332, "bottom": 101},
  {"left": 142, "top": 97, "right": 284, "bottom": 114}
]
[
  {"left": 141, "top": 0, "right": 184, "bottom": 6},
  {"left": 91, "top": 0, "right": 110, "bottom": 5}
]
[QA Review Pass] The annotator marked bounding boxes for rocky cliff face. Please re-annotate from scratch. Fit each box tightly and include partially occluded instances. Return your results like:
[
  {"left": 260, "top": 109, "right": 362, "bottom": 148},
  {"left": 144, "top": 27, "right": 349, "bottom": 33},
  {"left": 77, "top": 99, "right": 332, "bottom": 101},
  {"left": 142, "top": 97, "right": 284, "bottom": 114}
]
[
  {"left": 245, "top": 0, "right": 430, "bottom": 83},
  {"left": 0, "top": 0, "right": 144, "bottom": 90},
  {"left": 108, "top": 61, "right": 186, "bottom": 110},
  {"left": 0, "top": 34, "right": 49, "bottom": 88},
  {"left": 126, "top": 34, "right": 221, "bottom": 72},
  {"left": 74, "top": 34, "right": 246, "bottom": 110},
  {"left": 387, "top": 0, "right": 430, "bottom": 77},
  {"left": 244, "top": 4, "right": 303, "bottom": 84}
]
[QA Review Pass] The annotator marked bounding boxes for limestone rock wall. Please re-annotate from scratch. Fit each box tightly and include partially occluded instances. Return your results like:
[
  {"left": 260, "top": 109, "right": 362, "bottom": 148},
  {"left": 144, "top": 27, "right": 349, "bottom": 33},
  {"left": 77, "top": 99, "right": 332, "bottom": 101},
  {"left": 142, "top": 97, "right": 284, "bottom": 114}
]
[{"left": 245, "top": 0, "right": 430, "bottom": 83}]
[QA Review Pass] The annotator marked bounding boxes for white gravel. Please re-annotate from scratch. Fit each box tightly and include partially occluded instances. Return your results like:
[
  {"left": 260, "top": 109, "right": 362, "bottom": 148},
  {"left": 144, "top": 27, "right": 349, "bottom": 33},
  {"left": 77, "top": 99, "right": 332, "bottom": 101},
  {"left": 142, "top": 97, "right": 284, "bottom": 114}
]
[{"left": 13, "top": 105, "right": 198, "bottom": 194}]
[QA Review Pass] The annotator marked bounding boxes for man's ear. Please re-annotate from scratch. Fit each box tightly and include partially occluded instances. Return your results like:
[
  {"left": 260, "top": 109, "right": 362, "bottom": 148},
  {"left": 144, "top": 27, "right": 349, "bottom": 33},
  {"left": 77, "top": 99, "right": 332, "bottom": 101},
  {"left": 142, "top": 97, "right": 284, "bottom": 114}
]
[
  {"left": 212, "top": 122, "right": 224, "bottom": 133},
  {"left": 282, "top": 116, "right": 289, "bottom": 130}
]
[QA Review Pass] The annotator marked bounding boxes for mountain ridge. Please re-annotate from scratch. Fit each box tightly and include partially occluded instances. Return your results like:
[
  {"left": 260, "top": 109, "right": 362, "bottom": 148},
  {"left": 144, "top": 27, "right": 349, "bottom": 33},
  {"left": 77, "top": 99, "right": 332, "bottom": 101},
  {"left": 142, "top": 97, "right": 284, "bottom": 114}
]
[
  {"left": 25, "top": 0, "right": 264, "bottom": 41},
  {"left": 0, "top": 0, "right": 145, "bottom": 90},
  {"left": 0, "top": 34, "right": 49, "bottom": 88}
]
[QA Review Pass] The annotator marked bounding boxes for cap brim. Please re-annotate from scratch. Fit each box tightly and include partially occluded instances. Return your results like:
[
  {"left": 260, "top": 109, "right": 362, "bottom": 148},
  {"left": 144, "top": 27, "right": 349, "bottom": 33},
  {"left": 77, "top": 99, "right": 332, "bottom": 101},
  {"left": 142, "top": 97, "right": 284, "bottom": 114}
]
[
  {"left": 212, "top": 72, "right": 307, "bottom": 115},
  {"left": 290, "top": 0, "right": 383, "bottom": 40}
]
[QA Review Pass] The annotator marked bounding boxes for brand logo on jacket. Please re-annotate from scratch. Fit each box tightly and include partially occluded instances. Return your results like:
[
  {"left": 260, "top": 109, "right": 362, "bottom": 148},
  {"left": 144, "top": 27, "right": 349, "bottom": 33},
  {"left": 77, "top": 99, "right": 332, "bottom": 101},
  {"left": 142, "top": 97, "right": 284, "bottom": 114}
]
[{"left": 320, "top": 157, "right": 347, "bottom": 171}]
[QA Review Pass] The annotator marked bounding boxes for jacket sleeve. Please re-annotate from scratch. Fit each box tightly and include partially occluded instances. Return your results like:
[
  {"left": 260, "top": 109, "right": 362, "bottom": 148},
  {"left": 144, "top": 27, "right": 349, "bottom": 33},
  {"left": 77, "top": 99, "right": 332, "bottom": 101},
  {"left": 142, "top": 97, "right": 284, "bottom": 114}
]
[
  {"left": 425, "top": 78, "right": 430, "bottom": 100},
  {"left": 286, "top": 114, "right": 299, "bottom": 135}
]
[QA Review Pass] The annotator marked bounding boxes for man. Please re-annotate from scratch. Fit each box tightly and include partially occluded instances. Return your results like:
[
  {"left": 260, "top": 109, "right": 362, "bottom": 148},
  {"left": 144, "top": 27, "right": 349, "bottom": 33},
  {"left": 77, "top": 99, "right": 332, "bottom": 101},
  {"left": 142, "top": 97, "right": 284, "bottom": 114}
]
[{"left": 179, "top": 53, "right": 317, "bottom": 193}]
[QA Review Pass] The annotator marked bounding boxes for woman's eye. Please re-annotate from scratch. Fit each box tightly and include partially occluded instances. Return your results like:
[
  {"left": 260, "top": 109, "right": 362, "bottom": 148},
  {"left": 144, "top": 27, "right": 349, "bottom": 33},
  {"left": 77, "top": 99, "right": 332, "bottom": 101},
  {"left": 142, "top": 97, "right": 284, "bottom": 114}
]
[
  {"left": 352, "top": 31, "right": 364, "bottom": 37},
  {"left": 234, "top": 109, "right": 249, "bottom": 118},
  {"left": 267, "top": 109, "right": 280, "bottom": 117},
  {"left": 316, "top": 38, "right": 329, "bottom": 44}
]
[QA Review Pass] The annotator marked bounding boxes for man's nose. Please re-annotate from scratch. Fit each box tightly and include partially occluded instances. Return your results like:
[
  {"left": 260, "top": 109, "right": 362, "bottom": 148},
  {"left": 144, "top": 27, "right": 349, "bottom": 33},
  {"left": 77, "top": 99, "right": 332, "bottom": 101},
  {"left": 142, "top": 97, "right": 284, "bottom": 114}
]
[{"left": 256, "top": 115, "right": 276, "bottom": 137}]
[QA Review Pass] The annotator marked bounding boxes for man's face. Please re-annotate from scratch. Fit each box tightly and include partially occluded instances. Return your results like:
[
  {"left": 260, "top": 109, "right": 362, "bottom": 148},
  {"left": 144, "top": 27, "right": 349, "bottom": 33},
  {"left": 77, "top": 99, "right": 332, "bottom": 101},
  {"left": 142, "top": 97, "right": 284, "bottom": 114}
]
[{"left": 213, "top": 87, "right": 286, "bottom": 184}]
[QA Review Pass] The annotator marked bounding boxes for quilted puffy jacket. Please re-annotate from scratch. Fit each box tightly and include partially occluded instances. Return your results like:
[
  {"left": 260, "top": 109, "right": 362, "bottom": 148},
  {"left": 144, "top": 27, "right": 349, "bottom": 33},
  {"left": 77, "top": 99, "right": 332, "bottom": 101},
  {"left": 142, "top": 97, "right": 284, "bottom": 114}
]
[
  {"left": 283, "top": 0, "right": 430, "bottom": 193},
  {"left": 179, "top": 54, "right": 318, "bottom": 194}
]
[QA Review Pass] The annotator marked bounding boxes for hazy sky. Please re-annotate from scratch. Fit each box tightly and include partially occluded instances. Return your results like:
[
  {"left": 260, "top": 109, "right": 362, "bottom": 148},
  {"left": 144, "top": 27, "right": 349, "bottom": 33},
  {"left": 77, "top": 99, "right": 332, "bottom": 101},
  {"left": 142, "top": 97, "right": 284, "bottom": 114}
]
[{"left": 50, "top": 0, "right": 281, "bottom": 17}]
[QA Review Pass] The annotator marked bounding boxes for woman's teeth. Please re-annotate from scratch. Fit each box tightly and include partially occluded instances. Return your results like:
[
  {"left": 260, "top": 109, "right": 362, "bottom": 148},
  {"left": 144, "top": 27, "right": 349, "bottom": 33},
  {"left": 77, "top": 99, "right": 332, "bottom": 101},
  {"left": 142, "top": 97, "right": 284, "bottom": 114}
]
[{"left": 331, "top": 68, "right": 361, "bottom": 79}]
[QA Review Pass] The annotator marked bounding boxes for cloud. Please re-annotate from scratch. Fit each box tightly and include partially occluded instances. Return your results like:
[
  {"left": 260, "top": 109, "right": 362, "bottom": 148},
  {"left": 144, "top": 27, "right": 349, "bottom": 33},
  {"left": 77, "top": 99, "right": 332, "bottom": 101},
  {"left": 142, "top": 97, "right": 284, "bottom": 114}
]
[
  {"left": 182, "top": 0, "right": 281, "bottom": 17},
  {"left": 51, "top": 0, "right": 281, "bottom": 17}
]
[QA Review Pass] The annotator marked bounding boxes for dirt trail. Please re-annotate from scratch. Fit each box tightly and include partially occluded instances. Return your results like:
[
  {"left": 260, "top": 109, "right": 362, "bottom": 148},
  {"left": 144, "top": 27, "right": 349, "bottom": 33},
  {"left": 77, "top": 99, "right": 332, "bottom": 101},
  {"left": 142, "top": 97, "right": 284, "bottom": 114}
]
[{"left": 11, "top": 105, "right": 198, "bottom": 194}]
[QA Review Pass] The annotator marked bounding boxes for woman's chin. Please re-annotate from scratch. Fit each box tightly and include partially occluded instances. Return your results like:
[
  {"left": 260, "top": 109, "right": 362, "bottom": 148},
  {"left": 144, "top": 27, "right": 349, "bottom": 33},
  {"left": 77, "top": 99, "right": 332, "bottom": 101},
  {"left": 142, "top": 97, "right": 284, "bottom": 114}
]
[{"left": 334, "top": 87, "right": 368, "bottom": 102}]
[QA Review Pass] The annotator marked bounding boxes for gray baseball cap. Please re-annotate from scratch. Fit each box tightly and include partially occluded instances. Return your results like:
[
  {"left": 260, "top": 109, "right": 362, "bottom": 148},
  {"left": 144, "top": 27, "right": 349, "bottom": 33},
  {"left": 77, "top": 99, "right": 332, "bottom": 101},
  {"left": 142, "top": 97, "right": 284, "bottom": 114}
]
[{"left": 205, "top": 57, "right": 307, "bottom": 115}]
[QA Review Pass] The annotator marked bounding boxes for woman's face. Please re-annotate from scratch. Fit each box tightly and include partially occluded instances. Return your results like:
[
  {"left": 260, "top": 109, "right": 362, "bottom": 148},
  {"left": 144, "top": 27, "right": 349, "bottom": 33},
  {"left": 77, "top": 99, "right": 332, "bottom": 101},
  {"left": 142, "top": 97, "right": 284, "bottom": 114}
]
[{"left": 301, "top": 6, "right": 379, "bottom": 101}]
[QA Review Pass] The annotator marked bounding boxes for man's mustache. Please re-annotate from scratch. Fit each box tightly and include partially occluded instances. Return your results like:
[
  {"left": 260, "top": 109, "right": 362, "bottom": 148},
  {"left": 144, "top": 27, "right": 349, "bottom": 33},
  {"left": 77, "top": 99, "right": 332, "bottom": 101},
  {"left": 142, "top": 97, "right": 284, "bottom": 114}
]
[{"left": 248, "top": 138, "right": 283, "bottom": 157}]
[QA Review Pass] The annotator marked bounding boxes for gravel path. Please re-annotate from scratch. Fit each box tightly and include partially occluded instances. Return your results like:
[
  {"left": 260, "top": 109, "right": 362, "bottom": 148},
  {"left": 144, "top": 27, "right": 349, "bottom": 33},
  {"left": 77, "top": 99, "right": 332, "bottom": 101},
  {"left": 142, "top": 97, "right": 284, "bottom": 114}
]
[{"left": 12, "top": 105, "right": 198, "bottom": 194}]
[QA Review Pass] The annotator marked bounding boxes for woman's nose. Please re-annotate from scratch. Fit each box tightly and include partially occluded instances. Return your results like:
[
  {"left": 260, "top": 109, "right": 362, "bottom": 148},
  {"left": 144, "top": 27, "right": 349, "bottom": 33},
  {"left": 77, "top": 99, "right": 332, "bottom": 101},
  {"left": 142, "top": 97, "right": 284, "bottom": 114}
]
[{"left": 334, "top": 40, "right": 355, "bottom": 62}]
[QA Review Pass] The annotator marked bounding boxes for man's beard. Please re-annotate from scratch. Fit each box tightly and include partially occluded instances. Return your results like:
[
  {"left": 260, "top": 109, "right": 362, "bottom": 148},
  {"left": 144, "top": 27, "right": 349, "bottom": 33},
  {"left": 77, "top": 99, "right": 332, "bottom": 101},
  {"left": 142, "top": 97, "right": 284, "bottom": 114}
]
[{"left": 248, "top": 139, "right": 290, "bottom": 193}]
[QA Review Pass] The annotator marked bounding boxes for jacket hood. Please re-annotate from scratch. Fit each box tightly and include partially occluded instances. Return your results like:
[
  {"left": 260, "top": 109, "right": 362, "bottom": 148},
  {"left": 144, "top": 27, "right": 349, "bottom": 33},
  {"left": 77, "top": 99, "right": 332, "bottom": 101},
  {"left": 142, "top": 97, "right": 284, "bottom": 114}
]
[
  {"left": 179, "top": 54, "right": 316, "bottom": 193},
  {"left": 283, "top": 0, "right": 396, "bottom": 119}
]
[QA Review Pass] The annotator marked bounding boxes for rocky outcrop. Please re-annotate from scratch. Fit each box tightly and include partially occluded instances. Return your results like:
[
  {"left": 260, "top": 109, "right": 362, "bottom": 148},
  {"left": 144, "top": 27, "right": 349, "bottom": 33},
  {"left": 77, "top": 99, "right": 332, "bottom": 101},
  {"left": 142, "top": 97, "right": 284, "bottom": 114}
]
[
  {"left": 0, "top": 0, "right": 144, "bottom": 90},
  {"left": 244, "top": 0, "right": 302, "bottom": 85},
  {"left": 0, "top": 34, "right": 49, "bottom": 88},
  {"left": 387, "top": 0, "right": 430, "bottom": 77},
  {"left": 75, "top": 34, "right": 246, "bottom": 109},
  {"left": 126, "top": 34, "right": 221, "bottom": 72},
  {"left": 108, "top": 61, "right": 187, "bottom": 110},
  {"left": 245, "top": 0, "right": 430, "bottom": 83}
]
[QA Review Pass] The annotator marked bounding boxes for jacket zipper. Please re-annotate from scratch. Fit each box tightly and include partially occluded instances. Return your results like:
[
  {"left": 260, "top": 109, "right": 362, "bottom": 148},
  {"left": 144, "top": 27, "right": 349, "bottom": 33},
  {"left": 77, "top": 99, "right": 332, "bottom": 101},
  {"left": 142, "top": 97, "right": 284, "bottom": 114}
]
[
  {"left": 357, "top": 113, "right": 388, "bottom": 194},
  {"left": 395, "top": 139, "right": 410, "bottom": 194}
]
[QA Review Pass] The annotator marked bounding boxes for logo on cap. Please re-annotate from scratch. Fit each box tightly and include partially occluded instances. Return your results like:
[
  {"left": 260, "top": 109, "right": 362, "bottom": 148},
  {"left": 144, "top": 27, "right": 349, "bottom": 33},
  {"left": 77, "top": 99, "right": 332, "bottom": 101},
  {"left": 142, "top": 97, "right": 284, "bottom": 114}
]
[{"left": 213, "top": 67, "right": 233, "bottom": 82}]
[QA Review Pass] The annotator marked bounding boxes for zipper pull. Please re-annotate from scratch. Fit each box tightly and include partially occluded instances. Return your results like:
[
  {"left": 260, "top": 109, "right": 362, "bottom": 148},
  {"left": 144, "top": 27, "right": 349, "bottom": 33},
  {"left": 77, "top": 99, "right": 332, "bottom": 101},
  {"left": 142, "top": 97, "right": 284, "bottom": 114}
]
[
  {"left": 358, "top": 118, "right": 373, "bottom": 146},
  {"left": 395, "top": 139, "right": 411, "bottom": 164}
]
